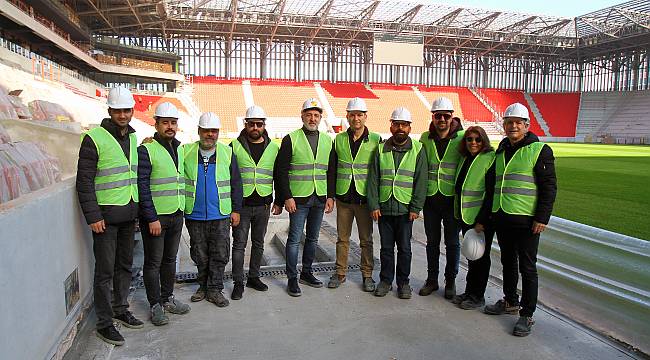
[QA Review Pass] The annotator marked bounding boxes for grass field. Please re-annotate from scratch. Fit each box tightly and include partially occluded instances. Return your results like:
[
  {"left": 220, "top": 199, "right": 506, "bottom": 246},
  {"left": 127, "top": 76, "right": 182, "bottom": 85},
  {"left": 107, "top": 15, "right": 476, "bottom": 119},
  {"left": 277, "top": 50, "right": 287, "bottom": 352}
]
[{"left": 548, "top": 143, "right": 650, "bottom": 240}]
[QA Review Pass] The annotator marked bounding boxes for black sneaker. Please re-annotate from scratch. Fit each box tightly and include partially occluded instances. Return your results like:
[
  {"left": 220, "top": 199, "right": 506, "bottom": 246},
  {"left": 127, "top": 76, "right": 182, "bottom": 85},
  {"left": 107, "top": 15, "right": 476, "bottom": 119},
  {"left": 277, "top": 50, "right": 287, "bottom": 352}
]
[
  {"left": 374, "top": 282, "right": 392, "bottom": 297},
  {"left": 513, "top": 316, "right": 535, "bottom": 337},
  {"left": 113, "top": 311, "right": 144, "bottom": 329},
  {"left": 231, "top": 282, "right": 244, "bottom": 300},
  {"left": 418, "top": 278, "right": 439, "bottom": 296},
  {"left": 96, "top": 325, "right": 125, "bottom": 346},
  {"left": 451, "top": 292, "right": 470, "bottom": 305},
  {"left": 287, "top": 278, "right": 302, "bottom": 297},
  {"left": 444, "top": 278, "right": 456, "bottom": 299},
  {"left": 484, "top": 299, "right": 520, "bottom": 315},
  {"left": 246, "top": 277, "right": 268, "bottom": 291},
  {"left": 397, "top": 284, "right": 412, "bottom": 299},
  {"left": 299, "top": 272, "right": 323, "bottom": 288},
  {"left": 459, "top": 295, "right": 485, "bottom": 310}
]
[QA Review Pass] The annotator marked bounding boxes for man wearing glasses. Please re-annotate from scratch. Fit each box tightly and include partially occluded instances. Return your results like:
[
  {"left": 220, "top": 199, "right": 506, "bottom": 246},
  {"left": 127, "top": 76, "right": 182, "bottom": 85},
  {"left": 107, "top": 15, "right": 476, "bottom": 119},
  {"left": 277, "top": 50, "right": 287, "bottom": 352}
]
[
  {"left": 230, "top": 105, "right": 279, "bottom": 300},
  {"left": 419, "top": 97, "right": 465, "bottom": 299}
]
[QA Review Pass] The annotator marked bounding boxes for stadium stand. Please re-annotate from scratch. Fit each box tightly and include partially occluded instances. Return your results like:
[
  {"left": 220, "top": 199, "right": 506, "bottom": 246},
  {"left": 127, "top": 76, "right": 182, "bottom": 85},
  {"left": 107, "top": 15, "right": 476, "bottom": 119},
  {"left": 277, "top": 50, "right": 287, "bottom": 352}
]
[
  {"left": 577, "top": 90, "right": 650, "bottom": 141},
  {"left": 192, "top": 82, "right": 246, "bottom": 133},
  {"left": 479, "top": 88, "right": 545, "bottom": 135},
  {"left": 250, "top": 81, "right": 319, "bottom": 118},
  {"left": 529, "top": 93, "right": 580, "bottom": 137}
]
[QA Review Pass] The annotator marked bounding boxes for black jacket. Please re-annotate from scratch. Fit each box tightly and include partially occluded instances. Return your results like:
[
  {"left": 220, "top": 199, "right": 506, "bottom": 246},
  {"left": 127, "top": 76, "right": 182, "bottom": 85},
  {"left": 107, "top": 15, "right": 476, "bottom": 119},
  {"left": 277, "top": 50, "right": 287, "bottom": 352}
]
[
  {"left": 273, "top": 127, "right": 336, "bottom": 206},
  {"left": 76, "top": 118, "right": 138, "bottom": 225},
  {"left": 492, "top": 132, "right": 557, "bottom": 228},
  {"left": 137, "top": 133, "right": 182, "bottom": 223},
  {"left": 230, "top": 129, "right": 274, "bottom": 206}
]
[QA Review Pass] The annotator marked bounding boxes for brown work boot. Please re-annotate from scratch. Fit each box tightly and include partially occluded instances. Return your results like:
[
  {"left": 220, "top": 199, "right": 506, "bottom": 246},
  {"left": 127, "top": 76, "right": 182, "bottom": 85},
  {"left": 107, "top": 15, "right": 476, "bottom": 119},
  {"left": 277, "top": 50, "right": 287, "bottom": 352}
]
[
  {"left": 327, "top": 274, "right": 346, "bottom": 289},
  {"left": 418, "top": 278, "right": 439, "bottom": 296},
  {"left": 190, "top": 287, "right": 206, "bottom": 302}
]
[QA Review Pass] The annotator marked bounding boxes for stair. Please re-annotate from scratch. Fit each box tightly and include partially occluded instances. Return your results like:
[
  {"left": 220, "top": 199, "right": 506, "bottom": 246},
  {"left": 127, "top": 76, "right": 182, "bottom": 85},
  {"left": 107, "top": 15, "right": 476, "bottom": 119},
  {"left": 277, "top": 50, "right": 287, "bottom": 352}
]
[{"left": 523, "top": 93, "right": 551, "bottom": 136}]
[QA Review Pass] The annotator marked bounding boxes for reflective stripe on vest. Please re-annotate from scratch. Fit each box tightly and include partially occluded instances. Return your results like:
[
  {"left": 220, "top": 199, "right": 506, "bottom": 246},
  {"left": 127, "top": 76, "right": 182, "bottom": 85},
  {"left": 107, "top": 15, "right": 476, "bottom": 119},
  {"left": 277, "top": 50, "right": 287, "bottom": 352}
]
[
  {"left": 143, "top": 141, "right": 186, "bottom": 215},
  {"left": 183, "top": 141, "right": 232, "bottom": 215},
  {"left": 83, "top": 127, "right": 138, "bottom": 205},
  {"left": 455, "top": 151, "right": 495, "bottom": 224},
  {"left": 420, "top": 130, "right": 465, "bottom": 196},
  {"left": 288, "top": 129, "right": 332, "bottom": 197},
  {"left": 335, "top": 131, "right": 381, "bottom": 197},
  {"left": 378, "top": 140, "right": 422, "bottom": 205},
  {"left": 232, "top": 139, "right": 279, "bottom": 197},
  {"left": 492, "top": 142, "right": 544, "bottom": 216}
]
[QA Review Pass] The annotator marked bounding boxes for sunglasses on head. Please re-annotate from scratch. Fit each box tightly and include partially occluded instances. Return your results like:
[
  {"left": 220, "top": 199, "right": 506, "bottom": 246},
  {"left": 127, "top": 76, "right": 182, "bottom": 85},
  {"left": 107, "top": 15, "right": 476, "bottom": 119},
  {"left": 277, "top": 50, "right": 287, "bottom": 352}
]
[
  {"left": 465, "top": 136, "right": 482, "bottom": 143},
  {"left": 246, "top": 121, "right": 265, "bottom": 128},
  {"left": 434, "top": 113, "right": 452, "bottom": 121}
]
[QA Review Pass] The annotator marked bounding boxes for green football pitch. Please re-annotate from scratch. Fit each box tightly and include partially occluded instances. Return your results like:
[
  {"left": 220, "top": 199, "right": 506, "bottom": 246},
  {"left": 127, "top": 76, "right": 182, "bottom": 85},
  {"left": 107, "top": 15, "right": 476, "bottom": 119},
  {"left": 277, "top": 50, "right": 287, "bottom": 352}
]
[{"left": 548, "top": 143, "right": 650, "bottom": 240}]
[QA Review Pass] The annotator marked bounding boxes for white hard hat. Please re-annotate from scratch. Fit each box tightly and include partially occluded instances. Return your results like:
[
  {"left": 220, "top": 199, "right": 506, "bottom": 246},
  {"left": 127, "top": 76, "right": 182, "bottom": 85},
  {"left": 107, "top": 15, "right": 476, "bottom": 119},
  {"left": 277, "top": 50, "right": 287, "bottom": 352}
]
[
  {"left": 198, "top": 112, "right": 221, "bottom": 129},
  {"left": 346, "top": 97, "right": 367, "bottom": 112},
  {"left": 461, "top": 229, "right": 486, "bottom": 261},
  {"left": 503, "top": 102, "right": 530, "bottom": 121},
  {"left": 106, "top": 86, "right": 135, "bottom": 109},
  {"left": 431, "top": 96, "right": 454, "bottom": 113},
  {"left": 154, "top": 102, "right": 179, "bottom": 119},
  {"left": 390, "top": 107, "right": 412, "bottom": 123},
  {"left": 302, "top": 98, "right": 323, "bottom": 112},
  {"left": 245, "top": 105, "right": 267, "bottom": 120}
]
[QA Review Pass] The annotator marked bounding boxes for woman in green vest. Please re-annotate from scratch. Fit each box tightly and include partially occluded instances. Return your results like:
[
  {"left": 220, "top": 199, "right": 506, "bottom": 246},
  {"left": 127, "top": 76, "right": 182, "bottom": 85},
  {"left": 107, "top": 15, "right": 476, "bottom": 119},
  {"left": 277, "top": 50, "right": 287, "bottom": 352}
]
[{"left": 450, "top": 126, "right": 496, "bottom": 311}]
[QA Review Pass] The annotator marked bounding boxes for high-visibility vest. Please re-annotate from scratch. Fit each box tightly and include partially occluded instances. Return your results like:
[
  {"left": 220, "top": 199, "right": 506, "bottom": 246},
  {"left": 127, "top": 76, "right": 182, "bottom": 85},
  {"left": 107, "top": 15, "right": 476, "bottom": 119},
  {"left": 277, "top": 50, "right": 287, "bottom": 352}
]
[
  {"left": 420, "top": 130, "right": 465, "bottom": 196},
  {"left": 335, "top": 131, "right": 381, "bottom": 197},
  {"left": 143, "top": 141, "right": 185, "bottom": 215},
  {"left": 288, "top": 129, "right": 332, "bottom": 197},
  {"left": 455, "top": 151, "right": 496, "bottom": 224},
  {"left": 83, "top": 127, "right": 138, "bottom": 205},
  {"left": 378, "top": 140, "right": 423, "bottom": 205},
  {"left": 183, "top": 141, "right": 232, "bottom": 215},
  {"left": 492, "top": 142, "right": 545, "bottom": 216},
  {"left": 232, "top": 139, "right": 279, "bottom": 197}
]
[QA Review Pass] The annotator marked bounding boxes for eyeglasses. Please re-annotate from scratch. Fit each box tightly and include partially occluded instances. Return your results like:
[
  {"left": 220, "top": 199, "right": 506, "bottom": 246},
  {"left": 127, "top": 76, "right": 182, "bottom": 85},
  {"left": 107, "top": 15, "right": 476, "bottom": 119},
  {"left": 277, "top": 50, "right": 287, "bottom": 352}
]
[
  {"left": 246, "top": 121, "right": 265, "bottom": 128},
  {"left": 434, "top": 113, "right": 452, "bottom": 121},
  {"left": 465, "top": 137, "right": 482, "bottom": 143}
]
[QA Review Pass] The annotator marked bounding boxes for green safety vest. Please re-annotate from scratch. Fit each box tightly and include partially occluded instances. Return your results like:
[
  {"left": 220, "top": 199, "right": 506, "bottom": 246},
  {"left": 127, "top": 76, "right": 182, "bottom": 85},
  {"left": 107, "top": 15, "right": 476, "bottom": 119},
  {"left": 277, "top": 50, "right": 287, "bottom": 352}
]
[
  {"left": 455, "top": 151, "right": 496, "bottom": 224},
  {"left": 183, "top": 141, "right": 232, "bottom": 215},
  {"left": 378, "top": 140, "right": 423, "bottom": 205},
  {"left": 231, "top": 139, "right": 279, "bottom": 197},
  {"left": 492, "top": 142, "right": 545, "bottom": 216},
  {"left": 288, "top": 129, "right": 332, "bottom": 197},
  {"left": 420, "top": 130, "right": 465, "bottom": 196},
  {"left": 335, "top": 131, "right": 381, "bottom": 197},
  {"left": 143, "top": 141, "right": 186, "bottom": 215},
  {"left": 82, "top": 127, "right": 138, "bottom": 206}
]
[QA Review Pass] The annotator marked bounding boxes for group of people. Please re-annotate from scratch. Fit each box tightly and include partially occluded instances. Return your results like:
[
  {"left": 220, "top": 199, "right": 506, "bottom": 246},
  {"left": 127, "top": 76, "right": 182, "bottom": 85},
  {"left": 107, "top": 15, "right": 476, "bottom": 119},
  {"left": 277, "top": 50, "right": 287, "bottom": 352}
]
[{"left": 76, "top": 86, "right": 556, "bottom": 347}]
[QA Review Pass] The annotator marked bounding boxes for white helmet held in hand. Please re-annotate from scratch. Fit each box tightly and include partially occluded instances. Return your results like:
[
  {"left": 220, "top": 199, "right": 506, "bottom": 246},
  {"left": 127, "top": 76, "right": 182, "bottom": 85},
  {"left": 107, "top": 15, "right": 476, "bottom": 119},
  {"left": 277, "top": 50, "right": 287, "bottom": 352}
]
[
  {"left": 198, "top": 112, "right": 221, "bottom": 129},
  {"left": 461, "top": 228, "right": 486, "bottom": 261},
  {"left": 107, "top": 86, "right": 135, "bottom": 109},
  {"left": 154, "top": 102, "right": 179, "bottom": 119},
  {"left": 430, "top": 96, "right": 454, "bottom": 113}
]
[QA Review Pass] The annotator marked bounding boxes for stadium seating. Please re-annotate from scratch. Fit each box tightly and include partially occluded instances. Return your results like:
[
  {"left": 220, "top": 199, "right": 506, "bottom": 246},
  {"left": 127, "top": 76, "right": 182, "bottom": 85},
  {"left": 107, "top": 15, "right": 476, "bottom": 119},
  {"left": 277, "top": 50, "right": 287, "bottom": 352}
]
[
  {"left": 192, "top": 83, "right": 246, "bottom": 133},
  {"left": 529, "top": 93, "right": 580, "bottom": 137},
  {"left": 479, "top": 89, "right": 545, "bottom": 136},
  {"left": 250, "top": 81, "right": 319, "bottom": 119},
  {"left": 577, "top": 91, "right": 650, "bottom": 139}
]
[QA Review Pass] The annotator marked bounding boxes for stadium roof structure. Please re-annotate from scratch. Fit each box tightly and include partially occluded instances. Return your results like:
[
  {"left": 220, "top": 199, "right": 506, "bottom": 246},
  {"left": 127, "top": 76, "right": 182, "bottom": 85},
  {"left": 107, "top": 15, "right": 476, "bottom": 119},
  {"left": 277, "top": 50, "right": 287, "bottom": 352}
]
[{"left": 74, "top": 0, "right": 650, "bottom": 61}]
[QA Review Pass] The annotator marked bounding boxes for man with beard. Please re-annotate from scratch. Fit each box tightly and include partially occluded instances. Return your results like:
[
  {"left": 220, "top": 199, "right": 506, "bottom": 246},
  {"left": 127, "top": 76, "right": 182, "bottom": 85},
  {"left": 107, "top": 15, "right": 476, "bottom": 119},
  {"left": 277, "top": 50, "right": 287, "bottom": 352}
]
[
  {"left": 76, "top": 86, "right": 143, "bottom": 346},
  {"left": 419, "top": 97, "right": 465, "bottom": 299},
  {"left": 229, "top": 105, "right": 279, "bottom": 300},
  {"left": 184, "top": 112, "right": 243, "bottom": 308},
  {"left": 484, "top": 103, "right": 556, "bottom": 337},
  {"left": 137, "top": 102, "right": 191, "bottom": 326},
  {"left": 273, "top": 98, "right": 336, "bottom": 297},
  {"left": 328, "top": 97, "right": 381, "bottom": 292},
  {"left": 367, "top": 107, "right": 428, "bottom": 299}
]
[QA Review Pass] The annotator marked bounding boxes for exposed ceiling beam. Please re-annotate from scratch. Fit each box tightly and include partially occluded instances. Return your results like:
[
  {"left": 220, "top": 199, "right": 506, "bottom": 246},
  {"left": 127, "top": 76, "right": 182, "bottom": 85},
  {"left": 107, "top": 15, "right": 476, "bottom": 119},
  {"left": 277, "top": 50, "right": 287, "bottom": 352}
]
[
  {"left": 266, "top": 0, "right": 287, "bottom": 54},
  {"left": 424, "top": 8, "right": 463, "bottom": 45},
  {"left": 394, "top": 4, "right": 423, "bottom": 33},
  {"left": 341, "top": 1, "right": 380, "bottom": 49},
  {"left": 304, "top": 0, "right": 335, "bottom": 49},
  {"left": 125, "top": 0, "right": 144, "bottom": 30},
  {"left": 83, "top": 0, "right": 118, "bottom": 34},
  {"left": 227, "top": 0, "right": 238, "bottom": 53}
]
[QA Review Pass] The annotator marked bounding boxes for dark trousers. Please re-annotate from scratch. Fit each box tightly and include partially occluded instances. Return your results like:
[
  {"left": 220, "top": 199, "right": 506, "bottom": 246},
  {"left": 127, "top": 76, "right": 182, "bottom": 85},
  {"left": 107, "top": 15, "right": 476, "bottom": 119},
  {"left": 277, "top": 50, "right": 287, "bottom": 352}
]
[
  {"left": 378, "top": 214, "right": 413, "bottom": 286},
  {"left": 286, "top": 197, "right": 325, "bottom": 280},
  {"left": 141, "top": 212, "right": 184, "bottom": 307},
  {"left": 232, "top": 204, "right": 270, "bottom": 282},
  {"left": 423, "top": 196, "right": 460, "bottom": 279},
  {"left": 186, "top": 218, "right": 231, "bottom": 292},
  {"left": 496, "top": 225, "right": 540, "bottom": 317},
  {"left": 460, "top": 222, "right": 494, "bottom": 299},
  {"left": 92, "top": 221, "right": 135, "bottom": 329}
]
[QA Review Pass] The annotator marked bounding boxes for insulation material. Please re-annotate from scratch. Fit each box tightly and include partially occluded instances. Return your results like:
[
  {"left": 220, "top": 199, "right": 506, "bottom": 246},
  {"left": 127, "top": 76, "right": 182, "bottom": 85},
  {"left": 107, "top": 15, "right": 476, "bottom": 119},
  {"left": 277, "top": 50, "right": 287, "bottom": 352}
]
[
  {"left": 0, "top": 142, "right": 61, "bottom": 204},
  {"left": 28, "top": 100, "right": 74, "bottom": 122},
  {"left": 7, "top": 95, "right": 32, "bottom": 119}
]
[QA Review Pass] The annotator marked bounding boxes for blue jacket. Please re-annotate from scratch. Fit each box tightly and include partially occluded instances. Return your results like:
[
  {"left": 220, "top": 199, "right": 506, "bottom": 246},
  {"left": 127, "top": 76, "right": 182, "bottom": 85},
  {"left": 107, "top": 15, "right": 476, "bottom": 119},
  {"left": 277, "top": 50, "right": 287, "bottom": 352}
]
[{"left": 185, "top": 148, "right": 243, "bottom": 221}]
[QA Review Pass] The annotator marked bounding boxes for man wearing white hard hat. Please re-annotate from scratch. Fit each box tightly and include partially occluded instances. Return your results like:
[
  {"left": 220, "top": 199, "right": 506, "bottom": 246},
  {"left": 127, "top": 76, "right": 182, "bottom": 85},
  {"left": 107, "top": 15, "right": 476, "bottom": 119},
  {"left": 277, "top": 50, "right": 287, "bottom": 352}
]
[
  {"left": 137, "top": 102, "right": 191, "bottom": 326},
  {"left": 484, "top": 102, "right": 556, "bottom": 337},
  {"left": 367, "top": 107, "right": 428, "bottom": 299},
  {"left": 419, "top": 96, "right": 465, "bottom": 300},
  {"left": 183, "top": 112, "right": 244, "bottom": 308},
  {"left": 76, "top": 86, "right": 143, "bottom": 346},
  {"left": 273, "top": 98, "right": 336, "bottom": 297},
  {"left": 327, "top": 97, "right": 381, "bottom": 292},
  {"left": 229, "top": 105, "right": 279, "bottom": 300}
]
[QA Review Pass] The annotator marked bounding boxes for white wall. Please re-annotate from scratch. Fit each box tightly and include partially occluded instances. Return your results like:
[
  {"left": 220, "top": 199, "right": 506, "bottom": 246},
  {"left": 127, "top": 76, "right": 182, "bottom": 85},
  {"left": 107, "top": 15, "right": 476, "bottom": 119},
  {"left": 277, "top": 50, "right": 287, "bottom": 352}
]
[{"left": 0, "top": 178, "right": 94, "bottom": 359}]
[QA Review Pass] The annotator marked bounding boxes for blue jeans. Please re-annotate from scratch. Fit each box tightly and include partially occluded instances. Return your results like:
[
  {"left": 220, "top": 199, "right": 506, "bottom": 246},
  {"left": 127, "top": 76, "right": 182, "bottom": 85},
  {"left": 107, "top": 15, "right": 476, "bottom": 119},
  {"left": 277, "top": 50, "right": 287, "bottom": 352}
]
[
  {"left": 378, "top": 214, "right": 413, "bottom": 286},
  {"left": 423, "top": 195, "right": 460, "bottom": 279},
  {"left": 286, "top": 197, "right": 325, "bottom": 280}
]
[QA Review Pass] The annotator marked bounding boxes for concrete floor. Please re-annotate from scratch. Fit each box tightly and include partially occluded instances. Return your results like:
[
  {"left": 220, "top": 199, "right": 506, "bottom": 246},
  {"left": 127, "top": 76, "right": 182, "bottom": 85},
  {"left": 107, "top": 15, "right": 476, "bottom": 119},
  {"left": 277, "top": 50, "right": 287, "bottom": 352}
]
[{"left": 67, "top": 212, "right": 634, "bottom": 360}]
